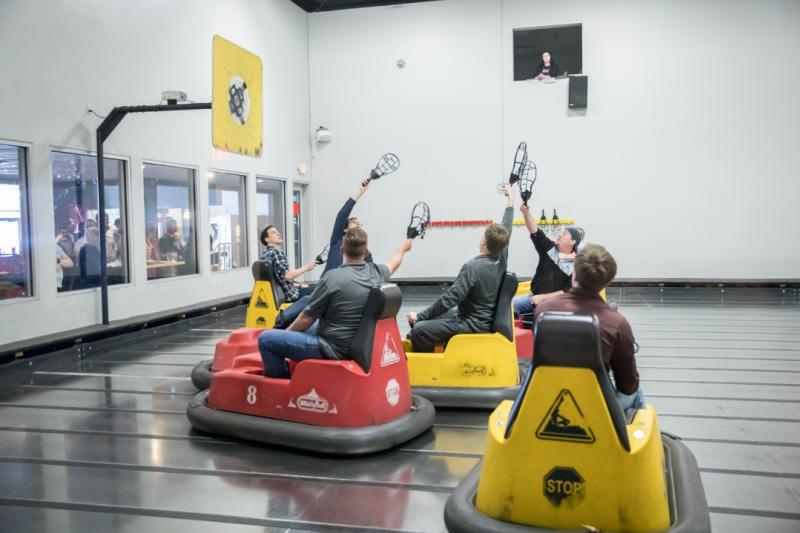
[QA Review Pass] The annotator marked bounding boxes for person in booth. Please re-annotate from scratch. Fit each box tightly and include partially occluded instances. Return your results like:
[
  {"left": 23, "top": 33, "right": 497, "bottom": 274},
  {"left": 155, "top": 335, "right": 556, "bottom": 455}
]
[
  {"left": 258, "top": 228, "right": 413, "bottom": 379},
  {"left": 404, "top": 184, "right": 515, "bottom": 352},
  {"left": 535, "top": 244, "right": 644, "bottom": 419},
  {"left": 512, "top": 203, "right": 581, "bottom": 317},
  {"left": 533, "top": 50, "right": 561, "bottom": 80}
]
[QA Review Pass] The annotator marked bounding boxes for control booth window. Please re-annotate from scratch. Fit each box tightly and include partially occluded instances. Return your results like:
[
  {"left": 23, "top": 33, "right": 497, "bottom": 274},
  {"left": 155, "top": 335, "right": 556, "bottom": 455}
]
[
  {"left": 143, "top": 163, "right": 198, "bottom": 280},
  {"left": 256, "top": 177, "right": 285, "bottom": 260},
  {"left": 513, "top": 24, "right": 582, "bottom": 81},
  {"left": 0, "top": 144, "right": 32, "bottom": 300},
  {"left": 51, "top": 151, "right": 129, "bottom": 292},
  {"left": 208, "top": 171, "right": 247, "bottom": 272}
]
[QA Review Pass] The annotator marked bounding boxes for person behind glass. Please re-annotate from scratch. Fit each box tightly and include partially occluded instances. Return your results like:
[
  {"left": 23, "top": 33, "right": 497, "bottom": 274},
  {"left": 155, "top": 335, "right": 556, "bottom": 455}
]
[
  {"left": 158, "top": 218, "right": 183, "bottom": 259},
  {"left": 534, "top": 244, "right": 644, "bottom": 419},
  {"left": 55, "top": 244, "right": 74, "bottom": 292},
  {"left": 78, "top": 226, "right": 101, "bottom": 289},
  {"left": 258, "top": 227, "right": 413, "bottom": 379},
  {"left": 260, "top": 225, "right": 318, "bottom": 308},
  {"left": 534, "top": 51, "right": 560, "bottom": 80},
  {"left": 145, "top": 224, "right": 162, "bottom": 261}
]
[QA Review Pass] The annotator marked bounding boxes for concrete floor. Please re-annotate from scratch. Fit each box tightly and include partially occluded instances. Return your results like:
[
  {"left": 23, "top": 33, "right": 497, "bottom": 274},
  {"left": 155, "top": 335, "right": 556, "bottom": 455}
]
[{"left": 0, "top": 286, "right": 798, "bottom": 532}]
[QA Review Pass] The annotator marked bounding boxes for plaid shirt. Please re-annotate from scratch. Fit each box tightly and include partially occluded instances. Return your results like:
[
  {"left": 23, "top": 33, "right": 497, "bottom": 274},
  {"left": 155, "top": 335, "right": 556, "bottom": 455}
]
[{"left": 261, "top": 245, "right": 299, "bottom": 301}]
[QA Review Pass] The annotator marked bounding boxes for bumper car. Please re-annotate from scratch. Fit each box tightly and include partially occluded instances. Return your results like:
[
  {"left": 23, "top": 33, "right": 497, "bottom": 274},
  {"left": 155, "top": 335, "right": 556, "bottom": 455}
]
[
  {"left": 191, "top": 261, "right": 289, "bottom": 389},
  {"left": 444, "top": 312, "right": 710, "bottom": 533},
  {"left": 405, "top": 272, "right": 527, "bottom": 409},
  {"left": 187, "top": 284, "right": 436, "bottom": 455}
]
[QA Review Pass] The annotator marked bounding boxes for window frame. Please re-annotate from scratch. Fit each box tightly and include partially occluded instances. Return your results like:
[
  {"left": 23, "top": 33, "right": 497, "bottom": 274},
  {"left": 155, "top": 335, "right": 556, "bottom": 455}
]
[
  {"left": 141, "top": 159, "right": 201, "bottom": 283},
  {"left": 0, "top": 139, "right": 35, "bottom": 306},
  {"left": 255, "top": 175, "right": 288, "bottom": 261},
  {"left": 49, "top": 147, "right": 132, "bottom": 296},
  {"left": 207, "top": 168, "right": 248, "bottom": 274}
]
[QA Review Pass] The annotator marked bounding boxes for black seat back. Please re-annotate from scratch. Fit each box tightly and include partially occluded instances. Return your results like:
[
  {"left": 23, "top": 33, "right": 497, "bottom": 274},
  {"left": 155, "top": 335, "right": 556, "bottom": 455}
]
[
  {"left": 532, "top": 312, "right": 631, "bottom": 451},
  {"left": 349, "top": 284, "right": 403, "bottom": 372},
  {"left": 251, "top": 260, "right": 286, "bottom": 307},
  {"left": 491, "top": 271, "right": 518, "bottom": 342}
]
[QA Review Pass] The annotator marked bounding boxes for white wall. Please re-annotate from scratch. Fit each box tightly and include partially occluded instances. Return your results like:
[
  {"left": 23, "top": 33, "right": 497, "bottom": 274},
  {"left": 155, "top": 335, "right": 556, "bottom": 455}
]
[
  {"left": 308, "top": 0, "right": 800, "bottom": 280},
  {"left": 0, "top": 0, "right": 311, "bottom": 344}
]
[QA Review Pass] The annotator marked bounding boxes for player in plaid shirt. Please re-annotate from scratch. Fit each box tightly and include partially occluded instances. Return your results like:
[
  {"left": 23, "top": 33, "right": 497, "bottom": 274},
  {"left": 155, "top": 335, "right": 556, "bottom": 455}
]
[{"left": 260, "top": 226, "right": 318, "bottom": 303}]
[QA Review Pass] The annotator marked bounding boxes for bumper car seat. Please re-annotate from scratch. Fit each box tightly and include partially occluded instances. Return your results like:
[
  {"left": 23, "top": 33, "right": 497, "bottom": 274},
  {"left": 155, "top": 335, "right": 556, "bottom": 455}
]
[
  {"left": 406, "top": 272, "right": 527, "bottom": 409},
  {"left": 187, "top": 283, "right": 436, "bottom": 455},
  {"left": 191, "top": 260, "right": 290, "bottom": 389},
  {"left": 444, "top": 312, "right": 710, "bottom": 533}
]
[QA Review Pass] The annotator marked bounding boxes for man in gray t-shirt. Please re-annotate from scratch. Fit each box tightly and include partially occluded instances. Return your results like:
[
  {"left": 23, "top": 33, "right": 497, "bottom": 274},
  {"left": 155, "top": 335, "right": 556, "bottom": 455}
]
[{"left": 258, "top": 227, "right": 413, "bottom": 378}]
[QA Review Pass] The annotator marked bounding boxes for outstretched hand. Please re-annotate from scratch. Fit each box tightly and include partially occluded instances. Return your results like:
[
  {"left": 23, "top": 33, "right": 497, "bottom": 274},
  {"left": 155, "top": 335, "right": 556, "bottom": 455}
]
[
  {"left": 520, "top": 203, "right": 530, "bottom": 215},
  {"left": 401, "top": 238, "right": 413, "bottom": 253},
  {"left": 355, "top": 180, "right": 370, "bottom": 200}
]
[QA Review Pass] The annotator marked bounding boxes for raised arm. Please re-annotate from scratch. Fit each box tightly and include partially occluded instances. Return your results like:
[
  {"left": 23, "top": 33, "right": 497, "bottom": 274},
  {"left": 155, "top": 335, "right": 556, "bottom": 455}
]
[
  {"left": 386, "top": 238, "right": 413, "bottom": 275},
  {"left": 329, "top": 181, "right": 369, "bottom": 245},
  {"left": 520, "top": 203, "right": 538, "bottom": 234},
  {"left": 500, "top": 183, "right": 515, "bottom": 262}
]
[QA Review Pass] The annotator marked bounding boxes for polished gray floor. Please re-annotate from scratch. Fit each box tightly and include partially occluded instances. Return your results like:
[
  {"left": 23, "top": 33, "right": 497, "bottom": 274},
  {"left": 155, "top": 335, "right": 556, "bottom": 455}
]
[{"left": 0, "top": 287, "right": 799, "bottom": 532}]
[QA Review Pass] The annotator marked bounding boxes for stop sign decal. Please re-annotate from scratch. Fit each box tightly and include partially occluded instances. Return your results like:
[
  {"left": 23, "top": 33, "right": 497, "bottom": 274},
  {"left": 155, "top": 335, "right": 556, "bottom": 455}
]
[{"left": 543, "top": 466, "right": 585, "bottom": 508}]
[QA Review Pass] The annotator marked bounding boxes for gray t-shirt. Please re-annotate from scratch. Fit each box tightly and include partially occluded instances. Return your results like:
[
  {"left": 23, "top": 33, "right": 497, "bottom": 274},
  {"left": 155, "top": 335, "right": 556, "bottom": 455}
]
[{"left": 304, "top": 262, "right": 391, "bottom": 359}]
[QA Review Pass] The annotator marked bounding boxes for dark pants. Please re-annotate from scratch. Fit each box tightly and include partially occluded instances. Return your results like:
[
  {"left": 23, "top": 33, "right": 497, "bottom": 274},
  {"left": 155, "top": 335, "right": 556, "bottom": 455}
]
[
  {"left": 258, "top": 323, "right": 323, "bottom": 378},
  {"left": 275, "top": 285, "right": 316, "bottom": 329},
  {"left": 409, "top": 309, "right": 473, "bottom": 352}
]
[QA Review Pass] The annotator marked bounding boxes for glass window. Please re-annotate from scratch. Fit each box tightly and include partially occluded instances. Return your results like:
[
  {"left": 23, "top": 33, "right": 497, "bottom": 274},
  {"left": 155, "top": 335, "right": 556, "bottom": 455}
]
[
  {"left": 0, "top": 144, "right": 32, "bottom": 300},
  {"left": 256, "top": 177, "right": 285, "bottom": 260},
  {"left": 208, "top": 171, "right": 247, "bottom": 271},
  {"left": 143, "top": 163, "right": 198, "bottom": 280},
  {"left": 51, "top": 151, "right": 128, "bottom": 292}
]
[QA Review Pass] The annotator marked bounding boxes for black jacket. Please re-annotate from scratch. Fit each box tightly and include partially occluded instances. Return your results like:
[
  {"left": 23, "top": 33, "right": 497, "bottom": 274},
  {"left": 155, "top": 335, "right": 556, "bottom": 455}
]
[
  {"left": 530, "top": 230, "right": 572, "bottom": 295},
  {"left": 534, "top": 61, "right": 560, "bottom": 78}
]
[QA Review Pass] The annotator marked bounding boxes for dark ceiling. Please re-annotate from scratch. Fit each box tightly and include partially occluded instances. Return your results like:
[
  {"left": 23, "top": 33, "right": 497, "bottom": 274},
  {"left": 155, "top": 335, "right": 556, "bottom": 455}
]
[{"left": 290, "top": 0, "right": 436, "bottom": 13}]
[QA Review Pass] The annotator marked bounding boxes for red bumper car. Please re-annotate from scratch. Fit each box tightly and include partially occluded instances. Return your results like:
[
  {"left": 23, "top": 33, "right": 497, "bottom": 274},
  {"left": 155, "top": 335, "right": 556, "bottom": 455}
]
[{"left": 187, "top": 284, "right": 436, "bottom": 455}]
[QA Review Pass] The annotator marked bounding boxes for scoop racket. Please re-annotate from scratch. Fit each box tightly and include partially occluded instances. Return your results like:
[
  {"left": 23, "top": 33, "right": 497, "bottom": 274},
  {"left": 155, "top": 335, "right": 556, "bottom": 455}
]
[
  {"left": 314, "top": 243, "right": 330, "bottom": 265},
  {"left": 406, "top": 201, "right": 431, "bottom": 239},
  {"left": 366, "top": 153, "right": 400, "bottom": 182},
  {"left": 519, "top": 159, "right": 537, "bottom": 206},
  {"left": 508, "top": 141, "right": 528, "bottom": 185}
]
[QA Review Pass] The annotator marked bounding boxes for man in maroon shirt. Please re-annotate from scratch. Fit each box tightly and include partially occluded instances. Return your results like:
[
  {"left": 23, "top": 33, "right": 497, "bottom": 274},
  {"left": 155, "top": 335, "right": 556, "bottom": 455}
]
[{"left": 535, "top": 243, "right": 644, "bottom": 419}]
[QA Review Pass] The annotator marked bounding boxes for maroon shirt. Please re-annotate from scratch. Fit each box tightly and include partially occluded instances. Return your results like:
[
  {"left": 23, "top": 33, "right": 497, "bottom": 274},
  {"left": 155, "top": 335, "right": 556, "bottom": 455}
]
[{"left": 535, "top": 286, "right": 640, "bottom": 394}]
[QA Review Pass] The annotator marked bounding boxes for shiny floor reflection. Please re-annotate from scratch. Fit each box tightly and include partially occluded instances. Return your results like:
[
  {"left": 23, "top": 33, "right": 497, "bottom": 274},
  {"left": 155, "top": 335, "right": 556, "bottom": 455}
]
[{"left": 0, "top": 287, "right": 799, "bottom": 532}]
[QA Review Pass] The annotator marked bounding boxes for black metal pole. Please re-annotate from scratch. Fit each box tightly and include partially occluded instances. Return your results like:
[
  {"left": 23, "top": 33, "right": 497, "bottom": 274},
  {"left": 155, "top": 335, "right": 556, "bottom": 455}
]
[
  {"left": 96, "top": 129, "right": 109, "bottom": 324},
  {"left": 95, "top": 102, "right": 211, "bottom": 326}
]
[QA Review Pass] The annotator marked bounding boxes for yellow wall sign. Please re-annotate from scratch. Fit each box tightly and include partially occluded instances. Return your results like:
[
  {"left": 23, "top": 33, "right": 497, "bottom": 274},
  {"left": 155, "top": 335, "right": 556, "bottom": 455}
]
[{"left": 212, "top": 35, "right": 263, "bottom": 157}]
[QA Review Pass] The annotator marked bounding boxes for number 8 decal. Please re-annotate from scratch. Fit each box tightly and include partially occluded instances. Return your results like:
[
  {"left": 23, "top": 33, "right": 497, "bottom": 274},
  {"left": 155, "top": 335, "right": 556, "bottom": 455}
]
[{"left": 246, "top": 385, "right": 257, "bottom": 405}]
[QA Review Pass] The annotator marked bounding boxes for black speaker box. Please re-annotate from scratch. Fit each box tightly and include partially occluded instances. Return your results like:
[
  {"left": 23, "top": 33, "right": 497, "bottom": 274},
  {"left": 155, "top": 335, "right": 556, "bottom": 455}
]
[{"left": 568, "top": 75, "right": 588, "bottom": 109}]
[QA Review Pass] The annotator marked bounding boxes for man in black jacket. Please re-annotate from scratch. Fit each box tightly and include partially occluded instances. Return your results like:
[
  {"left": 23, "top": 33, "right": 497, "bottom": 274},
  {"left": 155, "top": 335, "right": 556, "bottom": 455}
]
[
  {"left": 406, "top": 185, "right": 515, "bottom": 352},
  {"left": 324, "top": 180, "right": 373, "bottom": 273},
  {"left": 512, "top": 203, "right": 581, "bottom": 316},
  {"left": 275, "top": 180, "right": 372, "bottom": 328}
]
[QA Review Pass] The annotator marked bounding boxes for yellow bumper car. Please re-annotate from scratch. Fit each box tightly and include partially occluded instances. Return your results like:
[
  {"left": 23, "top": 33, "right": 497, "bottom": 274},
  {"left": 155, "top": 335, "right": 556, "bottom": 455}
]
[
  {"left": 405, "top": 272, "right": 527, "bottom": 409},
  {"left": 444, "top": 312, "right": 709, "bottom": 533}
]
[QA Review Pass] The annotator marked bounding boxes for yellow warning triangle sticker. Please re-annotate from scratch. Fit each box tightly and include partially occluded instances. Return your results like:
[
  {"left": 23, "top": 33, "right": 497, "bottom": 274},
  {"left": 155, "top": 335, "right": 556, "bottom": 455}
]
[
  {"left": 254, "top": 288, "right": 269, "bottom": 308},
  {"left": 536, "top": 389, "right": 595, "bottom": 444}
]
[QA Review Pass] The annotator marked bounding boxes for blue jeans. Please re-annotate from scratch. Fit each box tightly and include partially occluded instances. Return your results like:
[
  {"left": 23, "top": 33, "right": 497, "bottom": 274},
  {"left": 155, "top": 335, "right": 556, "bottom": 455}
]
[
  {"left": 513, "top": 294, "right": 534, "bottom": 317},
  {"left": 275, "top": 285, "right": 316, "bottom": 329},
  {"left": 258, "top": 323, "right": 323, "bottom": 378},
  {"left": 616, "top": 387, "right": 646, "bottom": 422}
]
